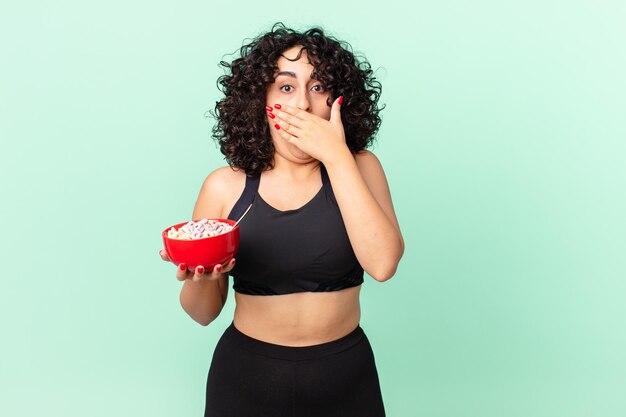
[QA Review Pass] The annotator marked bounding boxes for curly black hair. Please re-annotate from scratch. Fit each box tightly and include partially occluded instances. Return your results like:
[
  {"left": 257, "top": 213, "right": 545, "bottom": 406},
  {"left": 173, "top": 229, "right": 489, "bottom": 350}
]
[{"left": 207, "top": 22, "right": 385, "bottom": 176}]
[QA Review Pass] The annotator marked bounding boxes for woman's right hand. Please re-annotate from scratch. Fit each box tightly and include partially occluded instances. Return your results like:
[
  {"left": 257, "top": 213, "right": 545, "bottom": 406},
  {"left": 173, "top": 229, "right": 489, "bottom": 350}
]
[{"left": 159, "top": 249, "right": 236, "bottom": 283}]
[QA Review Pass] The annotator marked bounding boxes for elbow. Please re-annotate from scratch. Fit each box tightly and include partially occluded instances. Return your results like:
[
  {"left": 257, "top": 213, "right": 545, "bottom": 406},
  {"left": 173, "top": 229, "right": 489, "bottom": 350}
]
[
  {"left": 192, "top": 311, "right": 220, "bottom": 327},
  {"left": 196, "top": 317, "right": 214, "bottom": 327},
  {"left": 371, "top": 248, "right": 403, "bottom": 282},
  {"left": 180, "top": 300, "right": 221, "bottom": 327},
  {"left": 371, "top": 262, "right": 399, "bottom": 282}
]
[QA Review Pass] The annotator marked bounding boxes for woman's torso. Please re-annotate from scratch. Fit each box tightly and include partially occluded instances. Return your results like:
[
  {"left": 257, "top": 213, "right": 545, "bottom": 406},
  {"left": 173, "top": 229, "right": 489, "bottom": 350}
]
[
  {"left": 218, "top": 164, "right": 361, "bottom": 347},
  {"left": 233, "top": 287, "right": 361, "bottom": 346}
]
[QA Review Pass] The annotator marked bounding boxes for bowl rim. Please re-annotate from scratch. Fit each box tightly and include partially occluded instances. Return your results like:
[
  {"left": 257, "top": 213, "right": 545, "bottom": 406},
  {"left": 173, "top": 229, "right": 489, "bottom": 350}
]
[{"left": 162, "top": 218, "right": 239, "bottom": 241}]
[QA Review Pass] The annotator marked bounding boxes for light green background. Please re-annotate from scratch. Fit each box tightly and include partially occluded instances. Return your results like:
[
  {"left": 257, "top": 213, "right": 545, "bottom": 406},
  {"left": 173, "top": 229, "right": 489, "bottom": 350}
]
[{"left": 1, "top": 1, "right": 625, "bottom": 416}]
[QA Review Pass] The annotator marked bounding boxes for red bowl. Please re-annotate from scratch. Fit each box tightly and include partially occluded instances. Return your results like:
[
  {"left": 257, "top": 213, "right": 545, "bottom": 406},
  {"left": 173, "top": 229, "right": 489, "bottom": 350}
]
[{"left": 162, "top": 219, "right": 240, "bottom": 270}]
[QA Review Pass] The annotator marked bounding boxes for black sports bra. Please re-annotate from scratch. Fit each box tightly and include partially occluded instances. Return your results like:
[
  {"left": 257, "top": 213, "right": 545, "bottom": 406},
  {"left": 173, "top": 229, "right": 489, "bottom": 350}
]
[{"left": 227, "top": 163, "right": 364, "bottom": 295}]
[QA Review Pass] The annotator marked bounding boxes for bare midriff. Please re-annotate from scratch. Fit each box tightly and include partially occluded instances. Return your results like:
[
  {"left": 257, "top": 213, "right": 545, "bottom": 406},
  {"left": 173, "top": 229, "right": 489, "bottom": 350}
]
[{"left": 233, "top": 285, "right": 361, "bottom": 347}]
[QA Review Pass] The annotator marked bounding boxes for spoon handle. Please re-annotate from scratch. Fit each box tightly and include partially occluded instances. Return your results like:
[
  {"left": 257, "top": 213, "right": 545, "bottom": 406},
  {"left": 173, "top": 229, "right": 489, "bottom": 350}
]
[{"left": 233, "top": 203, "right": 252, "bottom": 228}]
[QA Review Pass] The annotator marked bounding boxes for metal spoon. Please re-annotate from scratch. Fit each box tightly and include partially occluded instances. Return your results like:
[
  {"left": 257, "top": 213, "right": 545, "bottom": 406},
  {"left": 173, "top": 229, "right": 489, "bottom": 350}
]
[{"left": 233, "top": 203, "right": 252, "bottom": 228}]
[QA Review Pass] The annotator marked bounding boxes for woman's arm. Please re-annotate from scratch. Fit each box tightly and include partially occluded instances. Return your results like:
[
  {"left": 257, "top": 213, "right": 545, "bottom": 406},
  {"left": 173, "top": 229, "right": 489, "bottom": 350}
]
[
  {"left": 267, "top": 103, "right": 403, "bottom": 280},
  {"left": 324, "top": 150, "right": 404, "bottom": 281},
  {"left": 179, "top": 168, "right": 231, "bottom": 326}
]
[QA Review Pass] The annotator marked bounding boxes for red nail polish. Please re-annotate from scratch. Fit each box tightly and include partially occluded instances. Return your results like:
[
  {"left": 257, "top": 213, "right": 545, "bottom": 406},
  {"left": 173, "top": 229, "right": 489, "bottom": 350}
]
[
  {"left": 179, "top": 263, "right": 186, "bottom": 271},
  {"left": 268, "top": 112, "right": 275, "bottom": 119},
  {"left": 197, "top": 266, "right": 204, "bottom": 274},
  {"left": 216, "top": 265, "right": 222, "bottom": 272},
  {"left": 265, "top": 105, "right": 273, "bottom": 112},
  {"left": 274, "top": 124, "right": 280, "bottom": 130},
  {"left": 338, "top": 96, "right": 343, "bottom": 105},
  {"left": 231, "top": 259, "right": 236, "bottom": 266},
  {"left": 274, "top": 104, "right": 282, "bottom": 109}
]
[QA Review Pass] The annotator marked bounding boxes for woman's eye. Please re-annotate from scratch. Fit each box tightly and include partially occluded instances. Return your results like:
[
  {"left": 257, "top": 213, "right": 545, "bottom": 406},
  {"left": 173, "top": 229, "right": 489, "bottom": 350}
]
[{"left": 279, "top": 84, "right": 326, "bottom": 93}]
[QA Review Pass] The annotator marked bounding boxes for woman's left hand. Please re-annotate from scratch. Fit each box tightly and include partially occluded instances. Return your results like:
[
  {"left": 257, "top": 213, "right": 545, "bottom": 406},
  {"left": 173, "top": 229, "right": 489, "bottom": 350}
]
[{"left": 269, "top": 96, "right": 347, "bottom": 164}]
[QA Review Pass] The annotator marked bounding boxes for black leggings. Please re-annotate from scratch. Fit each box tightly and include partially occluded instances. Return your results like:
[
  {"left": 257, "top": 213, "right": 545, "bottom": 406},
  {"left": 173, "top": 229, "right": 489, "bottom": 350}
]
[{"left": 204, "top": 321, "right": 386, "bottom": 417}]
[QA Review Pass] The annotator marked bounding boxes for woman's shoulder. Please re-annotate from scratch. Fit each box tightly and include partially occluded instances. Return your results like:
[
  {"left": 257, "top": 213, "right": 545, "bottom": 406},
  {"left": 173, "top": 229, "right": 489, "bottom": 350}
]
[
  {"left": 197, "top": 166, "right": 248, "bottom": 219},
  {"left": 353, "top": 150, "right": 383, "bottom": 173},
  {"left": 208, "top": 165, "right": 248, "bottom": 195},
  {"left": 352, "top": 150, "right": 391, "bottom": 197},
  {"left": 201, "top": 165, "right": 247, "bottom": 188},
  {"left": 354, "top": 149, "right": 375, "bottom": 160}
]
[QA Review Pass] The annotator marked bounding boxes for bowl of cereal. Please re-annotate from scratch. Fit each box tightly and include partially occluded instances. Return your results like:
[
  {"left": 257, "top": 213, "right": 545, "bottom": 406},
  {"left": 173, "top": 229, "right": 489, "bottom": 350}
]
[{"left": 162, "top": 218, "right": 239, "bottom": 270}]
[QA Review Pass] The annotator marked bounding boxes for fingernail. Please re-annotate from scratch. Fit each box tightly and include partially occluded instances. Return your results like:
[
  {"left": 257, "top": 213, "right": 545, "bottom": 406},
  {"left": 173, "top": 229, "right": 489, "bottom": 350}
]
[
  {"left": 179, "top": 263, "right": 186, "bottom": 271},
  {"left": 274, "top": 124, "right": 280, "bottom": 130},
  {"left": 216, "top": 265, "right": 222, "bottom": 272},
  {"left": 265, "top": 105, "right": 273, "bottom": 112},
  {"left": 267, "top": 112, "right": 275, "bottom": 119},
  {"left": 231, "top": 259, "right": 236, "bottom": 266},
  {"left": 197, "top": 266, "right": 204, "bottom": 274},
  {"left": 274, "top": 104, "right": 282, "bottom": 109},
  {"left": 338, "top": 96, "right": 343, "bottom": 105}
]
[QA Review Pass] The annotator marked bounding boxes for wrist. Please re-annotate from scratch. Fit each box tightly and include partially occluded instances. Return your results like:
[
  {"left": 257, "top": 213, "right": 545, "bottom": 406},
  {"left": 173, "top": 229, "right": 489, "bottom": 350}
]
[{"left": 322, "top": 146, "right": 354, "bottom": 169}]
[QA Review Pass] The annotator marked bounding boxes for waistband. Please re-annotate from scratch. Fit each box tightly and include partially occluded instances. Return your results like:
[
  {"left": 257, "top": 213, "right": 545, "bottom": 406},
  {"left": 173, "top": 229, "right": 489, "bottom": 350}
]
[{"left": 221, "top": 321, "right": 365, "bottom": 361}]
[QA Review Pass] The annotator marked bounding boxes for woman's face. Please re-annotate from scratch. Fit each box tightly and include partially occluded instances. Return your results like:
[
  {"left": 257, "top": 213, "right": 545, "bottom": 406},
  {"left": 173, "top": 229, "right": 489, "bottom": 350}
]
[{"left": 266, "top": 45, "right": 332, "bottom": 162}]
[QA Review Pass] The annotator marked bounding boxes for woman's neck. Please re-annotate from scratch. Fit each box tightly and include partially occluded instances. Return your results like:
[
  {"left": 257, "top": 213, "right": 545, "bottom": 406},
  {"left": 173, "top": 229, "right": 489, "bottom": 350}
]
[{"left": 269, "top": 155, "right": 321, "bottom": 182}]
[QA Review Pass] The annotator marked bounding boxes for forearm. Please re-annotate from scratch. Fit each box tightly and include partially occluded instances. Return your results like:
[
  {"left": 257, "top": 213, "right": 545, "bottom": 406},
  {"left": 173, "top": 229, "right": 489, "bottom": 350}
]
[
  {"left": 179, "top": 274, "right": 226, "bottom": 326},
  {"left": 324, "top": 150, "right": 403, "bottom": 281}
]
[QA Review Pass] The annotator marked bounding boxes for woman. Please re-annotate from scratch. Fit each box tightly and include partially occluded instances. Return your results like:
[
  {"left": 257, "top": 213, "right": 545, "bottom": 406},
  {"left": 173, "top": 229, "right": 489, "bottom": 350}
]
[{"left": 160, "top": 22, "right": 404, "bottom": 417}]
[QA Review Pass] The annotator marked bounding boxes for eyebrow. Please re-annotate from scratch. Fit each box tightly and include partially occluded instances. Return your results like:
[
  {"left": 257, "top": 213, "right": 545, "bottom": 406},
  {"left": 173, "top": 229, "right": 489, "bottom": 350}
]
[
  {"left": 275, "top": 71, "right": 315, "bottom": 79},
  {"left": 276, "top": 71, "right": 297, "bottom": 78}
]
